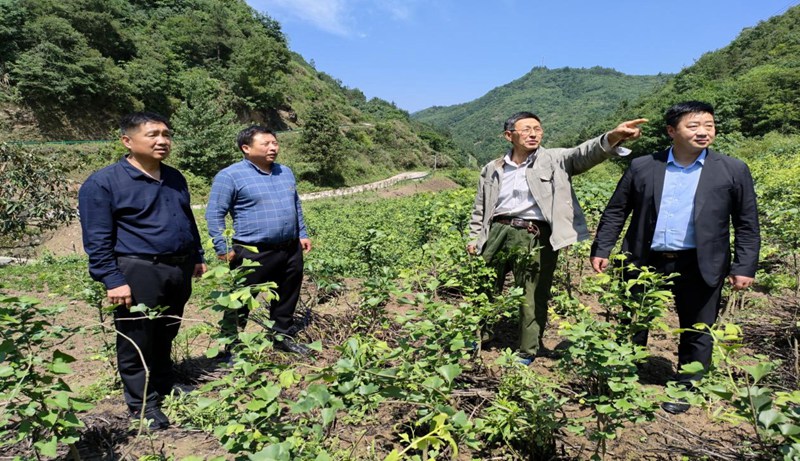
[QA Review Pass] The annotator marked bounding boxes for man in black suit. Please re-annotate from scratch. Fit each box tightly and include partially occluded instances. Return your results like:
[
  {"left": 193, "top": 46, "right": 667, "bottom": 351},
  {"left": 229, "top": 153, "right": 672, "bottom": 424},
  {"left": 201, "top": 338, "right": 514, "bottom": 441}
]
[{"left": 589, "top": 101, "right": 760, "bottom": 414}]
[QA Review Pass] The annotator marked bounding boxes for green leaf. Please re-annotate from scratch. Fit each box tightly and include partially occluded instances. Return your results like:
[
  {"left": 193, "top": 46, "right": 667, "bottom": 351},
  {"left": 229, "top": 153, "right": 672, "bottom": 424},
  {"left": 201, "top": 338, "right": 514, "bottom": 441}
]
[
  {"left": 246, "top": 399, "right": 269, "bottom": 411},
  {"left": 241, "top": 362, "right": 256, "bottom": 376},
  {"left": 678, "top": 361, "right": 705, "bottom": 374},
  {"left": 384, "top": 450, "right": 402, "bottom": 461},
  {"left": 279, "top": 369, "right": 299, "bottom": 388},
  {"left": 743, "top": 363, "right": 774, "bottom": 384},
  {"left": 307, "top": 340, "right": 323, "bottom": 352},
  {"left": 779, "top": 423, "right": 800, "bottom": 437},
  {"left": 436, "top": 364, "right": 461, "bottom": 385},
  {"left": 358, "top": 383, "right": 380, "bottom": 396},
  {"left": 205, "top": 346, "right": 220, "bottom": 358},
  {"left": 321, "top": 407, "right": 337, "bottom": 426},
  {"left": 46, "top": 392, "right": 71, "bottom": 410},
  {"left": 129, "top": 303, "right": 149, "bottom": 313},
  {"left": 34, "top": 436, "right": 58, "bottom": 457},
  {"left": 52, "top": 349, "right": 76, "bottom": 364},
  {"left": 705, "top": 384, "right": 734, "bottom": 400},
  {"left": 758, "top": 409, "right": 787, "bottom": 429},
  {"left": 197, "top": 397, "right": 218, "bottom": 409}
]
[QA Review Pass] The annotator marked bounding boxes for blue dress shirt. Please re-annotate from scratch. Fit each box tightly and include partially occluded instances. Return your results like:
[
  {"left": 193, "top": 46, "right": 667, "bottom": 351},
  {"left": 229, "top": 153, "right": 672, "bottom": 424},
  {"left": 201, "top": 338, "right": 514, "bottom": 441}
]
[
  {"left": 78, "top": 156, "right": 204, "bottom": 289},
  {"left": 206, "top": 160, "right": 308, "bottom": 255},
  {"left": 651, "top": 148, "right": 707, "bottom": 251}
]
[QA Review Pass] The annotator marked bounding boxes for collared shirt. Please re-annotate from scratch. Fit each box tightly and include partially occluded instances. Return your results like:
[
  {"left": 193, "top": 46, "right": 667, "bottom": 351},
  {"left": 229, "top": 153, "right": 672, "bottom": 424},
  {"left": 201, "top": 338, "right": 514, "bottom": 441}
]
[
  {"left": 651, "top": 148, "right": 707, "bottom": 251},
  {"left": 493, "top": 149, "right": 546, "bottom": 220},
  {"left": 206, "top": 160, "right": 308, "bottom": 255},
  {"left": 78, "top": 156, "right": 204, "bottom": 289}
]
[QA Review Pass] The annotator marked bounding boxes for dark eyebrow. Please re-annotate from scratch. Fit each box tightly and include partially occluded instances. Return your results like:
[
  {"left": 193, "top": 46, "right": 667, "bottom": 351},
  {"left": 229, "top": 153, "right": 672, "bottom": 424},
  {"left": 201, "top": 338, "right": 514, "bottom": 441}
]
[{"left": 144, "top": 129, "right": 172, "bottom": 136}]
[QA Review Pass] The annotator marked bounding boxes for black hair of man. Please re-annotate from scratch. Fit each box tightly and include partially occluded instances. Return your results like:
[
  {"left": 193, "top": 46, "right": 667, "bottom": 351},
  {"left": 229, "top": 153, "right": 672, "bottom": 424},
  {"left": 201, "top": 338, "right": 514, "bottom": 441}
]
[
  {"left": 119, "top": 111, "right": 172, "bottom": 135},
  {"left": 664, "top": 101, "right": 715, "bottom": 128},
  {"left": 504, "top": 111, "right": 542, "bottom": 132},
  {"left": 237, "top": 125, "right": 277, "bottom": 154}
]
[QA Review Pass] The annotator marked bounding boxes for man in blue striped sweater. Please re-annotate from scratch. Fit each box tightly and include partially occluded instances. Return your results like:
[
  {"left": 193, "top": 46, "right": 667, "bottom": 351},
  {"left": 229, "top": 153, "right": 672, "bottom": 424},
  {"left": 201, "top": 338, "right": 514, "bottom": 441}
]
[{"left": 206, "top": 126, "right": 312, "bottom": 356}]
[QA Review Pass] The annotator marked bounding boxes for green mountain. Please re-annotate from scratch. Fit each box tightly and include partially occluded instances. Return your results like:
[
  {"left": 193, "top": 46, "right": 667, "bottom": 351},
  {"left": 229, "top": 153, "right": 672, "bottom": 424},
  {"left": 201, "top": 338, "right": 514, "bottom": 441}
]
[
  {"left": 0, "top": 0, "right": 463, "bottom": 185},
  {"left": 413, "top": 67, "right": 670, "bottom": 164},
  {"left": 567, "top": 5, "right": 800, "bottom": 155}
]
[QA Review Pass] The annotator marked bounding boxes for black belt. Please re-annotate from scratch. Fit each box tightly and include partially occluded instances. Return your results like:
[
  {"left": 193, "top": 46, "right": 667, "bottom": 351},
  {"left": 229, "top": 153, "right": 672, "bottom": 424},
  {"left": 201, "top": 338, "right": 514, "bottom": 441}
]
[
  {"left": 117, "top": 253, "right": 191, "bottom": 265},
  {"left": 234, "top": 239, "right": 298, "bottom": 252},
  {"left": 492, "top": 216, "right": 548, "bottom": 229},
  {"left": 651, "top": 249, "right": 696, "bottom": 260}
]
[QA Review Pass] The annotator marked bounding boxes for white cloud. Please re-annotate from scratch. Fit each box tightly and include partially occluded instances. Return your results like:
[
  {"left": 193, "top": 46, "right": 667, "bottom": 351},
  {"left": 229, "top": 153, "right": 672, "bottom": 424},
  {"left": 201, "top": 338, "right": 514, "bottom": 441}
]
[
  {"left": 256, "top": 0, "right": 422, "bottom": 36},
  {"left": 260, "top": 0, "right": 351, "bottom": 36},
  {"left": 374, "top": 0, "right": 414, "bottom": 21}
]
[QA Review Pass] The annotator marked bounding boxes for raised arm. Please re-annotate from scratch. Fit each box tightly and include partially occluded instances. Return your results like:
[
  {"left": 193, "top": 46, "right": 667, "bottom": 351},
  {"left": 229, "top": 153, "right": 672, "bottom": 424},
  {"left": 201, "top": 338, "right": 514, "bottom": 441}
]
[{"left": 564, "top": 119, "right": 647, "bottom": 176}]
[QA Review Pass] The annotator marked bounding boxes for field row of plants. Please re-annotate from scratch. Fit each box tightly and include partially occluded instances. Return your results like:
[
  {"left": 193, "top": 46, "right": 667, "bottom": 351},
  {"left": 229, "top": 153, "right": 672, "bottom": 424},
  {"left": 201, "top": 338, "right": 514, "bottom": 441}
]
[{"left": 2, "top": 145, "right": 800, "bottom": 459}]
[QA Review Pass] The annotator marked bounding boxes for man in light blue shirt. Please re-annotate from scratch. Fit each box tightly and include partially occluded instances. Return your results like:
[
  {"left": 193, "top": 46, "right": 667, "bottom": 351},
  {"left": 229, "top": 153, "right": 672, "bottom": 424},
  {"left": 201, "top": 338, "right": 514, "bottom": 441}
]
[
  {"left": 591, "top": 101, "right": 760, "bottom": 415},
  {"left": 650, "top": 148, "right": 706, "bottom": 251},
  {"left": 207, "top": 126, "right": 312, "bottom": 356}
]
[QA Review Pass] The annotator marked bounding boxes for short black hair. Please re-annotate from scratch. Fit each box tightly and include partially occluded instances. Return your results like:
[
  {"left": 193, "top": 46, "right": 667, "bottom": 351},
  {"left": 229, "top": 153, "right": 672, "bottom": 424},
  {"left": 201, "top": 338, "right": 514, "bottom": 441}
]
[
  {"left": 664, "top": 101, "right": 715, "bottom": 127},
  {"left": 119, "top": 111, "right": 171, "bottom": 135},
  {"left": 504, "top": 111, "right": 542, "bottom": 132},
  {"left": 237, "top": 125, "right": 276, "bottom": 153}
]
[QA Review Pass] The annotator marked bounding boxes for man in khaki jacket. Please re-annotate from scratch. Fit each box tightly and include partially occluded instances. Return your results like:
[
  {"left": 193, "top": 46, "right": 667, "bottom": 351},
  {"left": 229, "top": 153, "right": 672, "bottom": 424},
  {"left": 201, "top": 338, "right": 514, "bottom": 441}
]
[{"left": 467, "top": 111, "right": 646, "bottom": 364}]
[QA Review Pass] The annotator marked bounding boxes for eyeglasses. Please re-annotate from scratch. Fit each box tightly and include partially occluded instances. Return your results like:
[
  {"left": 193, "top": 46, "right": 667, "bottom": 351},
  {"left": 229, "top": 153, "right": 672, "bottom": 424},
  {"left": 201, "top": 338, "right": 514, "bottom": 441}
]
[{"left": 510, "top": 126, "right": 543, "bottom": 136}]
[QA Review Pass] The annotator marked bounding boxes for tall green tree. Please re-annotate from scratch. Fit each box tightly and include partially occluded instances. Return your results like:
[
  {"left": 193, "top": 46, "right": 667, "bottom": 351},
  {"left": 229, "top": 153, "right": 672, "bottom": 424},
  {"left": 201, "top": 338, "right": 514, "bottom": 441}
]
[
  {"left": 299, "top": 101, "right": 344, "bottom": 184},
  {"left": 171, "top": 70, "right": 242, "bottom": 179}
]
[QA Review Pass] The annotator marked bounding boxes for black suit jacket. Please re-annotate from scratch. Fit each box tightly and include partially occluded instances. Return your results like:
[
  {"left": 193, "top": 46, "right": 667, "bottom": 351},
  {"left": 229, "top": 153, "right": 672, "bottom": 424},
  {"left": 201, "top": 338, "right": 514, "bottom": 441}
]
[{"left": 591, "top": 148, "right": 760, "bottom": 287}]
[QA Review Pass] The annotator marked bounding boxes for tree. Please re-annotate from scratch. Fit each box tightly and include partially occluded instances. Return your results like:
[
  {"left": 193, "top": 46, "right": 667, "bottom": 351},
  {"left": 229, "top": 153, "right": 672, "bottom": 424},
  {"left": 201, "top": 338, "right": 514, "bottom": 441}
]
[
  {"left": 299, "top": 101, "right": 344, "bottom": 184},
  {"left": 171, "top": 70, "right": 243, "bottom": 179},
  {"left": 0, "top": 143, "right": 75, "bottom": 242}
]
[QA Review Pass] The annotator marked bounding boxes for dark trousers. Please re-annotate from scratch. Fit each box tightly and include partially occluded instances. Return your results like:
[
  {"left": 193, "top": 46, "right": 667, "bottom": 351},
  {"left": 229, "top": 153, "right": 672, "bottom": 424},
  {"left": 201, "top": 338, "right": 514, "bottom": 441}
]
[
  {"left": 632, "top": 250, "right": 723, "bottom": 385},
  {"left": 115, "top": 257, "right": 194, "bottom": 412},
  {"left": 222, "top": 240, "right": 304, "bottom": 341},
  {"left": 481, "top": 222, "right": 559, "bottom": 357}
]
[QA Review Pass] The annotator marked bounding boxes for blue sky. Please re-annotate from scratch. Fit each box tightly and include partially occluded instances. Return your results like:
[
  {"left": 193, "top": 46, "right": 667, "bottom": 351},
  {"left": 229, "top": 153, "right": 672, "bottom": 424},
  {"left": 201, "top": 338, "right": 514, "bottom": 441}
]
[{"left": 246, "top": 0, "right": 798, "bottom": 113}]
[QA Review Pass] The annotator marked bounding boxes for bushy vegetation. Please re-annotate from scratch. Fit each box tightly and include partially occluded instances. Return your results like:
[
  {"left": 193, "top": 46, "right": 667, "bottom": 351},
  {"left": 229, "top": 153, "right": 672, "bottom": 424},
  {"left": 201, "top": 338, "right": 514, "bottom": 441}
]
[
  {"left": 0, "top": 0, "right": 465, "bottom": 184},
  {"left": 413, "top": 67, "right": 671, "bottom": 164},
  {"left": 2, "top": 178, "right": 799, "bottom": 459}
]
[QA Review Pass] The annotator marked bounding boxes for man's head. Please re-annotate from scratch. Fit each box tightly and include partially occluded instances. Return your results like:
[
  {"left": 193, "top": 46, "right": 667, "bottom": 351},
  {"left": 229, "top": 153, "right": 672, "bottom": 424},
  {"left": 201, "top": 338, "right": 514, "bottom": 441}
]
[
  {"left": 504, "top": 111, "right": 544, "bottom": 154},
  {"left": 119, "top": 112, "right": 173, "bottom": 162},
  {"left": 664, "top": 101, "right": 716, "bottom": 155},
  {"left": 237, "top": 125, "right": 279, "bottom": 167}
]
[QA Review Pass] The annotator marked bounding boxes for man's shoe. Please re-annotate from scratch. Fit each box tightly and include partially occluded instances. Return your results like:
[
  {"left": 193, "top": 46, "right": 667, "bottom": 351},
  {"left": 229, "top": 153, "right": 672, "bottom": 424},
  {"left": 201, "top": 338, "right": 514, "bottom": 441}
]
[
  {"left": 537, "top": 348, "right": 560, "bottom": 360},
  {"left": 170, "top": 383, "right": 196, "bottom": 396},
  {"left": 131, "top": 406, "right": 170, "bottom": 430},
  {"left": 275, "top": 336, "right": 311, "bottom": 355},
  {"left": 516, "top": 355, "right": 534, "bottom": 366},
  {"left": 661, "top": 400, "right": 691, "bottom": 415}
]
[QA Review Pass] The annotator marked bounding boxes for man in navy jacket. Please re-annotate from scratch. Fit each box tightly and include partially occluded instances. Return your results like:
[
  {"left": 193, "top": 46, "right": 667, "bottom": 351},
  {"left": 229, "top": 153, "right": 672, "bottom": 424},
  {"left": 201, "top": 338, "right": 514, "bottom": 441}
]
[
  {"left": 79, "top": 112, "right": 206, "bottom": 429},
  {"left": 590, "top": 101, "right": 760, "bottom": 414}
]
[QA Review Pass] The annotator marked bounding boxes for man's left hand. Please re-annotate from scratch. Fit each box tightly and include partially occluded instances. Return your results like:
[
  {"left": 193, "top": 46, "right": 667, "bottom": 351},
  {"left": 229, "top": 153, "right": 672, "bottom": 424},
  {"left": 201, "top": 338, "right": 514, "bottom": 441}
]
[
  {"left": 607, "top": 118, "right": 649, "bottom": 146},
  {"left": 193, "top": 263, "right": 207, "bottom": 277},
  {"left": 729, "top": 275, "right": 754, "bottom": 291},
  {"left": 300, "top": 238, "right": 312, "bottom": 253}
]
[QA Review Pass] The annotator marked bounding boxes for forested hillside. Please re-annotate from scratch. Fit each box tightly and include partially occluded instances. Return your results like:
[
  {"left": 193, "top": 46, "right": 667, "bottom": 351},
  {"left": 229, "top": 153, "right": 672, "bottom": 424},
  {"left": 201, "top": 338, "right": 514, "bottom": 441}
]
[
  {"left": 0, "top": 0, "right": 463, "bottom": 183},
  {"left": 567, "top": 4, "right": 800, "bottom": 154},
  {"left": 413, "top": 67, "right": 670, "bottom": 164}
]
